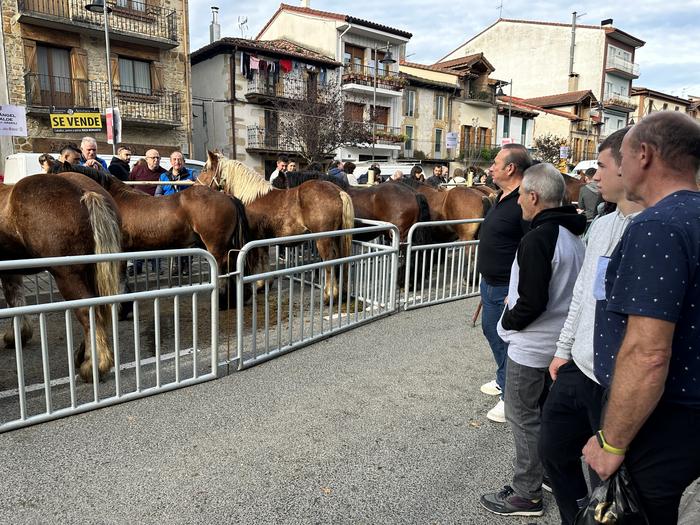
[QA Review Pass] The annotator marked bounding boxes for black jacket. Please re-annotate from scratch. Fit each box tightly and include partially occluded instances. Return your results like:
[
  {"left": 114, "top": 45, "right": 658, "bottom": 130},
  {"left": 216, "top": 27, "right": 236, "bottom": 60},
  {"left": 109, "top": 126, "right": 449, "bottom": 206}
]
[{"left": 109, "top": 157, "right": 131, "bottom": 181}]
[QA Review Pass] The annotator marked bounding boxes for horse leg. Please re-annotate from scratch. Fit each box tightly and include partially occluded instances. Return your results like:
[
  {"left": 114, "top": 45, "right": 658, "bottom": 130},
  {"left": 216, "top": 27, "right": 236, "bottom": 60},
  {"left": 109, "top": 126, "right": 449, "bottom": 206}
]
[
  {"left": 315, "top": 237, "right": 339, "bottom": 303},
  {"left": 1, "top": 274, "right": 33, "bottom": 348}
]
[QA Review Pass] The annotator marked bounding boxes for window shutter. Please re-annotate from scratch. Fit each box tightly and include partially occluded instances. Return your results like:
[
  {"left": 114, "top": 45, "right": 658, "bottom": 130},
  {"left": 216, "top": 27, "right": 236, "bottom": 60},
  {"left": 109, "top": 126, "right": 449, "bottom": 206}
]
[
  {"left": 70, "top": 48, "right": 89, "bottom": 107},
  {"left": 402, "top": 91, "right": 407, "bottom": 116},
  {"left": 151, "top": 61, "right": 164, "bottom": 94},
  {"left": 23, "top": 40, "right": 41, "bottom": 105},
  {"left": 110, "top": 53, "right": 120, "bottom": 88},
  {"left": 485, "top": 128, "right": 492, "bottom": 147}
]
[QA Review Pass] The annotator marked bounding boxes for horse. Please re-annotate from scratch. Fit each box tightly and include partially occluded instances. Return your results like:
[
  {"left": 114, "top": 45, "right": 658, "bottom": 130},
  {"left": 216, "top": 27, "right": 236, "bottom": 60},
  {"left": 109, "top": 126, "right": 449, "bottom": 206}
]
[
  {"left": 197, "top": 152, "right": 355, "bottom": 302},
  {"left": 50, "top": 162, "right": 251, "bottom": 308},
  {"left": 563, "top": 173, "right": 586, "bottom": 205},
  {"left": 1, "top": 174, "right": 122, "bottom": 382}
]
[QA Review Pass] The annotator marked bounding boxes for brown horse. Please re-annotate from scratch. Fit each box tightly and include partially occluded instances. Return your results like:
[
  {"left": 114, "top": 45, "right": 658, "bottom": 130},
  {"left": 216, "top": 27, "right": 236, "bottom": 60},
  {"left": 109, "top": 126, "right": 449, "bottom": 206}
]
[
  {"left": 51, "top": 163, "right": 250, "bottom": 307},
  {"left": 1, "top": 174, "right": 122, "bottom": 382},
  {"left": 198, "top": 152, "right": 355, "bottom": 302},
  {"left": 563, "top": 174, "right": 586, "bottom": 205}
]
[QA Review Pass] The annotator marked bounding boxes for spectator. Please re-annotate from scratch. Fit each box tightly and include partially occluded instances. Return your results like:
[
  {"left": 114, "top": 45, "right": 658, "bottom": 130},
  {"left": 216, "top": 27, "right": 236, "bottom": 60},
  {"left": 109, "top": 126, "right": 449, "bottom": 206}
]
[
  {"left": 269, "top": 154, "right": 289, "bottom": 184},
  {"left": 286, "top": 161, "right": 297, "bottom": 172},
  {"left": 441, "top": 164, "right": 449, "bottom": 180},
  {"left": 79, "top": 136, "right": 108, "bottom": 171},
  {"left": 129, "top": 149, "right": 166, "bottom": 196},
  {"left": 451, "top": 168, "right": 466, "bottom": 184},
  {"left": 582, "top": 112, "right": 700, "bottom": 524},
  {"left": 480, "top": 163, "right": 586, "bottom": 517},
  {"left": 344, "top": 162, "right": 358, "bottom": 185},
  {"left": 328, "top": 159, "right": 348, "bottom": 185},
  {"left": 477, "top": 144, "right": 532, "bottom": 423},
  {"left": 155, "top": 151, "right": 194, "bottom": 196},
  {"left": 390, "top": 170, "right": 404, "bottom": 181},
  {"left": 539, "top": 127, "right": 643, "bottom": 525},
  {"left": 38, "top": 153, "right": 55, "bottom": 173},
  {"left": 577, "top": 167, "right": 603, "bottom": 222},
  {"left": 57, "top": 144, "right": 81, "bottom": 166},
  {"left": 108, "top": 146, "right": 132, "bottom": 181},
  {"left": 357, "top": 164, "right": 380, "bottom": 185},
  {"left": 426, "top": 164, "right": 444, "bottom": 187},
  {"left": 410, "top": 165, "right": 424, "bottom": 182}
]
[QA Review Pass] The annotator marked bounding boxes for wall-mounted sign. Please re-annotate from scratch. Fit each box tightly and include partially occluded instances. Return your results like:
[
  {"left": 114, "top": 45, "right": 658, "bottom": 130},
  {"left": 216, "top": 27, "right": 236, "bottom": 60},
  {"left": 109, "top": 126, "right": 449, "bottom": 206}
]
[
  {"left": 445, "top": 131, "right": 459, "bottom": 149},
  {"left": 559, "top": 146, "right": 570, "bottom": 159},
  {"left": 50, "top": 108, "right": 103, "bottom": 132},
  {"left": 0, "top": 105, "right": 27, "bottom": 137}
]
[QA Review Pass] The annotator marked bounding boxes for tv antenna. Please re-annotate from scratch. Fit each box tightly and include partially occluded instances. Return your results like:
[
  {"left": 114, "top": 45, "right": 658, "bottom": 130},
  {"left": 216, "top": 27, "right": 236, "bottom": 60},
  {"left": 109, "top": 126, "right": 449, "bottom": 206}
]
[
  {"left": 496, "top": 1, "right": 504, "bottom": 18},
  {"left": 238, "top": 16, "right": 248, "bottom": 38}
]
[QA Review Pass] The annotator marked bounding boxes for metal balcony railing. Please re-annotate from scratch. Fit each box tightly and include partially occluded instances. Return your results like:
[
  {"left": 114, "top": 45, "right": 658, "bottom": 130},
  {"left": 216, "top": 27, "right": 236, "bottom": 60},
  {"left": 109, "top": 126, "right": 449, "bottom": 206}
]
[
  {"left": 465, "top": 90, "right": 495, "bottom": 104},
  {"left": 373, "top": 125, "right": 404, "bottom": 144},
  {"left": 17, "top": 0, "right": 178, "bottom": 43},
  {"left": 246, "top": 76, "right": 333, "bottom": 104},
  {"left": 342, "top": 63, "right": 405, "bottom": 91},
  {"left": 605, "top": 56, "right": 640, "bottom": 77},
  {"left": 246, "top": 125, "right": 300, "bottom": 152},
  {"left": 25, "top": 73, "right": 182, "bottom": 125},
  {"left": 603, "top": 91, "right": 636, "bottom": 110}
]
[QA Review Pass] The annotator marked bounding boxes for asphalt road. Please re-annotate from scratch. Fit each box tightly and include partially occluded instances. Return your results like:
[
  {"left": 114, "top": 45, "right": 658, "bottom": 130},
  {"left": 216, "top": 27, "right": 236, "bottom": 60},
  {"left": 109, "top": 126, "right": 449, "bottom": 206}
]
[{"left": 0, "top": 297, "right": 697, "bottom": 524}]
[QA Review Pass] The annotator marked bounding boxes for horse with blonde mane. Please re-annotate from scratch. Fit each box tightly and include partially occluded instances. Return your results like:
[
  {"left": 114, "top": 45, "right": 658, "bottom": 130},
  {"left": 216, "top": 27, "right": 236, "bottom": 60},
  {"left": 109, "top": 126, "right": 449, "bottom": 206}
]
[
  {"left": 1, "top": 174, "right": 122, "bottom": 382},
  {"left": 198, "top": 152, "right": 355, "bottom": 302}
]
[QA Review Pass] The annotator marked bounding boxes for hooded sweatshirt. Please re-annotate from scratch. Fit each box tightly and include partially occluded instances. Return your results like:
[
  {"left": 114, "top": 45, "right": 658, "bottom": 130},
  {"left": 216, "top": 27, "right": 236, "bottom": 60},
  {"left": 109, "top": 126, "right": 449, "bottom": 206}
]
[{"left": 497, "top": 205, "right": 586, "bottom": 368}]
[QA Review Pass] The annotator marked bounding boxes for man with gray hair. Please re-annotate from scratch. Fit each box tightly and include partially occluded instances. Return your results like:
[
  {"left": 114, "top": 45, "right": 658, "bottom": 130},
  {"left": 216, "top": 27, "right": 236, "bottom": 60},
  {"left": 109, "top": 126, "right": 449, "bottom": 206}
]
[
  {"left": 480, "top": 163, "right": 586, "bottom": 517},
  {"left": 79, "top": 136, "right": 108, "bottom": 171}
]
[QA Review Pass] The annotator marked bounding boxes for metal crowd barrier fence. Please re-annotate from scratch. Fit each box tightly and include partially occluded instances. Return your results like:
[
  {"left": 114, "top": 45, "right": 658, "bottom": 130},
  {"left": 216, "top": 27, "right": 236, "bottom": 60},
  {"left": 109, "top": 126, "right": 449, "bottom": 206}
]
[
  {"left": 403, "top": 219, "right": 483, "bottom": 310},
  {"left": 0, "top": 249, "right": 219, "bottom": 433},
  {"left": 233, "top": 220, "right": 399, "bottom": 370}
]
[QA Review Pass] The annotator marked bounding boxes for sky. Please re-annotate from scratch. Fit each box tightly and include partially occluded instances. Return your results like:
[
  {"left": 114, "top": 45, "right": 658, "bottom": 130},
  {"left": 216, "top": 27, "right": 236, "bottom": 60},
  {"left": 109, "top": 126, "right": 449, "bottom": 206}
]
[{"left": 188, "top": 0, "right": 700, "bottom": 98}]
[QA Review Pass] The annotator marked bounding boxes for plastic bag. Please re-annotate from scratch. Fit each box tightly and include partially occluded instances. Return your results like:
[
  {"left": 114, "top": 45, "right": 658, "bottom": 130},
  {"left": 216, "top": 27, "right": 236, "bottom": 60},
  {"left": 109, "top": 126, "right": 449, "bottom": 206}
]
[{"left": 574, "top": 465, "right": 649, "bottom": 524}]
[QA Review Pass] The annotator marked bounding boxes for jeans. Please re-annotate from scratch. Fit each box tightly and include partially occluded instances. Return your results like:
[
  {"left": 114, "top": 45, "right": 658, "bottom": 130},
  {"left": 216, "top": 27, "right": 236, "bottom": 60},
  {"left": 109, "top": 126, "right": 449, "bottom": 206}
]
[
  {"left": 504, "top": 356, "right": 551, "bottom": 500},
  {"left": 540, "top": 361, "right": 604, "bottom": 525},
  {"left": 480, "top": 280, "right": 509, "bottom": 394}
]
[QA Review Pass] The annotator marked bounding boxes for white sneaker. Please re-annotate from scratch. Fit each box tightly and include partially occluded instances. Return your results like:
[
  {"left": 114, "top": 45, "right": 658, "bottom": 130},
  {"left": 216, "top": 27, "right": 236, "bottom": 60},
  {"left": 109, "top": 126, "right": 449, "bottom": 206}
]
[
  {"left": 480, "top": 379, "right": 502, "bottom": 396},
  {"left": 487, "top": 399, "right": 506, "bottom": 423}
]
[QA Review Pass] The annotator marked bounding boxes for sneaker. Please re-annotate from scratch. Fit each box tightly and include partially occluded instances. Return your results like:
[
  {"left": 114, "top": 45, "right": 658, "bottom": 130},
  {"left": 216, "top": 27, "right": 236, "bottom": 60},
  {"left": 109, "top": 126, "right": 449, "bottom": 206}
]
[
  {"left": 542, "top": 474, "right": 552, "bottom": 493},
  {"left": 480, "top": 379, "right": 502, "bottom": 396},
  {"left": 480, "top": 485, "right": 544, "bottom": 517},
  {"left": 487, "top": 399, "right": 506, "bottom": 423}
]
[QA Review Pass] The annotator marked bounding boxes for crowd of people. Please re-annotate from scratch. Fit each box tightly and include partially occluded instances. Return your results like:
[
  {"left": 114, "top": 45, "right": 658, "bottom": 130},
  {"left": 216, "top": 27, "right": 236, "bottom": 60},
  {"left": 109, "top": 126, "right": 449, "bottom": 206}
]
[{"left": 476, "top": 111, "right": 700, "bottom": 524}]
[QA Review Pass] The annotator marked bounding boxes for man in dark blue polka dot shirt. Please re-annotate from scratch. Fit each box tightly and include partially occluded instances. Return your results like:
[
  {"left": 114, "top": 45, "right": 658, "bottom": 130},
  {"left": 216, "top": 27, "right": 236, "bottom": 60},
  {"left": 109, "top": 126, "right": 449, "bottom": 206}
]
[{"left": 583, "top": 111, "right": 700, "bottom": 524}]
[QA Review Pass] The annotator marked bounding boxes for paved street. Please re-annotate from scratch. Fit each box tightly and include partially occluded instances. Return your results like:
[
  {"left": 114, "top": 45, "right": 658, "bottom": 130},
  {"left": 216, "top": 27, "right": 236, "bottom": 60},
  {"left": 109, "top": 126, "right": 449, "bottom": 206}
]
[{"left": 0, "top": 296, "right": 697, "bottom": 524}]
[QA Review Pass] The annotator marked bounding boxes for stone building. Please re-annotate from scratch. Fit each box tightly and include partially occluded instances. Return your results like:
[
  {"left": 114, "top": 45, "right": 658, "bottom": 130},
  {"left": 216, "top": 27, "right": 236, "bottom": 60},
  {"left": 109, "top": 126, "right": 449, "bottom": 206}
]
[{"left": 0, "top": 0, "right": 192, "bottom": 168}]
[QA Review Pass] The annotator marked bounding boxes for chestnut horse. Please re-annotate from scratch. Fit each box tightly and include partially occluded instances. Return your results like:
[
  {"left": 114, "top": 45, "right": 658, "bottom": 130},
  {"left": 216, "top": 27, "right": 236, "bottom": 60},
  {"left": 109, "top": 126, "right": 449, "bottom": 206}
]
[
  {"left": 1, "top": 174, "right": 122, "bottom": 382},
  {"left": 563, "top": 174, "right": 586, "bottom": 205},
  {"left": 198, "top": 152, "right": 355, "bottom": 302},
  {"left": 50, "top": 163, "right": 250, "bottom": 307}
]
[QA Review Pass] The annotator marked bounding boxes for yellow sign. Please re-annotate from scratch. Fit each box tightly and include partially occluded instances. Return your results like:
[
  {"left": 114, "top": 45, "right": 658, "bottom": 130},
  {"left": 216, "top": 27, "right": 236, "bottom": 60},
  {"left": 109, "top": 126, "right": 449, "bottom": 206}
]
[{"left": 50, "top": 108, "right": 103, "bottom": 132}]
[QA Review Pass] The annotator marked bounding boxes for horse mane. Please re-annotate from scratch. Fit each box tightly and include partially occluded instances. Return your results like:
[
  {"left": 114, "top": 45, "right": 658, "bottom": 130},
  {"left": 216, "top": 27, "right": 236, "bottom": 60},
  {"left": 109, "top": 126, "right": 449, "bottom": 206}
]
[
  {"left": 216, "top": 158, "right": 273, "bottom": 205},
  {"left": 49, "top": 160, "right": 138, "bottom": 199},
  {"left": 400, "top": 177, "right": 432, "bottom": 190},
  {"left": 272, "top": 171, "right": 348, "bottom": 191}
]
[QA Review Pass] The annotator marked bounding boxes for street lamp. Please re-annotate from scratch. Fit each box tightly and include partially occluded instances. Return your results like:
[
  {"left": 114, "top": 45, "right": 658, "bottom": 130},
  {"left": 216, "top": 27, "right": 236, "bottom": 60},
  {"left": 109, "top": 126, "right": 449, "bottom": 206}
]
[
  {"left": 371, "top": 42, "right": 396, "bottom": 164},
  {"left": 85, "top": 0, "right": 117, "bottom": 155},
  {"left": 496, "top": 79, "right": 513, "bottom": 139}
]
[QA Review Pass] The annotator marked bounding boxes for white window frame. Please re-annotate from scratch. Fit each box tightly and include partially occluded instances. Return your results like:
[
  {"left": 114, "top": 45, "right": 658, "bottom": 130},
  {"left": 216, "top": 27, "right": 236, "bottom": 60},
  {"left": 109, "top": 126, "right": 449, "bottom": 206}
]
[{"left": 435, "top": 95, "right": 445, "bottom": 121}]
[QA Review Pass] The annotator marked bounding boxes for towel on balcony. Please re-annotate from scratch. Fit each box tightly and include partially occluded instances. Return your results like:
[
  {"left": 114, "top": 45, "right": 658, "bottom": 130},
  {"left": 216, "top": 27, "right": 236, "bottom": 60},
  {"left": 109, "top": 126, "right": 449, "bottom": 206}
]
[
  {"left": 249, "top": 56, "right": 260, "bottom": 70},
  {"left": 279, "top": 59, "right": 292, "bottom": 73}
]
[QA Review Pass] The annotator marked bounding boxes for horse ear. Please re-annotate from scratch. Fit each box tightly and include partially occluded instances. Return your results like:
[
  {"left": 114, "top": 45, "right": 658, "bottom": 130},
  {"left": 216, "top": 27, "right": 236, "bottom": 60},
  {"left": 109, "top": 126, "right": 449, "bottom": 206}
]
[{"left": 206, "top": 150, "right": 219, "bottom": 169}]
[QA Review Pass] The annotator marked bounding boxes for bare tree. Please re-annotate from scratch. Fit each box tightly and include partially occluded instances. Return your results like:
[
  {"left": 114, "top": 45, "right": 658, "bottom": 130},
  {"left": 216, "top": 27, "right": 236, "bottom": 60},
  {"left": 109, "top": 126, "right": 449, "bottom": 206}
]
[
  {"left": 533, "top": 133, "right": 569, "bottom": 165},
  {"left": 271, "top": 81, "right": 372, "bottom": 164}
]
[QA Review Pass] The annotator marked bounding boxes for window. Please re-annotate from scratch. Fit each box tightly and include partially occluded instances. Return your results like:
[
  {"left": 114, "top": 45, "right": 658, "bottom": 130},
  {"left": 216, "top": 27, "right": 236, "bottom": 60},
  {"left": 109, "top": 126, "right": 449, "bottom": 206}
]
[
  {"left": 604, "top": 117, "right": 610, "bottom": 131},
  {"left": 404, "top": 90, "right": 416, "bottom": 117},
  {"left": 675, "top": 106, "right": 680, "bottom": 111},
  {"left": 521, "top": 118, "right": 528, "bottom": 145},
  {"left": 36, "top": 45, "right": 72, "bottom": 106},
  {"left": 434, "top": 128, "right": 443, "bottom": 157},
  {"left": 663, "top": 103, "right": 668, "bottom": 110},
  {"left": 372, "top": 106, "right": 389, "bottom": 127},
  {"left": 405, "top": 125, "right": 414, "bottom": 151},
  {"left": 116, "top": 0, "right": 146, "bottom": 11},
  {"left": 503, "top": 114, "right": 510, "bottom": 138},
  {"left": 343, "top": 44, "right": 364, "bottom": 73},
  {"left": 435, "top": 95, "right": 445, "bottom": 120},
  {"left": 371, "top": 49, "right": 389, "bottom": 77},
  {"left": 344, "top": 102, "right": 364, "bottom": 123},
  {"left": 118, "top": 57, "right": 151, "bottom": 94}
]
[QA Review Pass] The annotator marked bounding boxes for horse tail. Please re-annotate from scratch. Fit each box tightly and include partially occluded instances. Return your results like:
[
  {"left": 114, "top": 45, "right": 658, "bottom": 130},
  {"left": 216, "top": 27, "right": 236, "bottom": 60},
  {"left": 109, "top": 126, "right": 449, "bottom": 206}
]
[
  {"left": 412, "top": 193, "right": 431, "bottom": 245},
  {"left": 475, "top": 196, "right": 492, "bottom": 239},
  {"left": 230, "top": 195, "right": 252, "bottom": 272},
  {"left": 81, "top": 191, "right": 122, "bottom": 299},
  {"left": 339, "top": 190, "right": 355, "bottom": 257}
]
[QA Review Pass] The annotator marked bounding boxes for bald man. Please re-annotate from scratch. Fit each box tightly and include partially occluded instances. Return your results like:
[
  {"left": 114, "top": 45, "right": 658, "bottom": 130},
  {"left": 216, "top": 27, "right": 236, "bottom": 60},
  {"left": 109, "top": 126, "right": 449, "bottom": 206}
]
[{"left": 129, "top": 148, "right": 166, "bottom": 195}]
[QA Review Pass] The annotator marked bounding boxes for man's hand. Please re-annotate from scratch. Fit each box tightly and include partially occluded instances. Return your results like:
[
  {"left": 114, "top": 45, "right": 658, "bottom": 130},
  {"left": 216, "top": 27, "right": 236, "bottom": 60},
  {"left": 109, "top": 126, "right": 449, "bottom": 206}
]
[
  {"left": 84, "top": 158, "right": 100, "bottom": 169},
  {"left": 549, "top": 357, "right": 569, "bottom": 381},
  {"left": 582, "top": 435, "right": 624, "bottom": 480}
]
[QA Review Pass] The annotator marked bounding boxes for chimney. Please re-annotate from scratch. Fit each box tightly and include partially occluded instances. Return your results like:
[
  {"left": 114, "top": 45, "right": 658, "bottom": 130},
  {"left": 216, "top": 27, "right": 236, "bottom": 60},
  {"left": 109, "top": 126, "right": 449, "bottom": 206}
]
[
  {"left": 601, "top": 18, "right": 613, "bottom": 27},
  {"left": 300, "top": 0, "right": 310, "bottom": 7},
  {"left": 210, "top": 6, "right": 220, "bottom": 43}
]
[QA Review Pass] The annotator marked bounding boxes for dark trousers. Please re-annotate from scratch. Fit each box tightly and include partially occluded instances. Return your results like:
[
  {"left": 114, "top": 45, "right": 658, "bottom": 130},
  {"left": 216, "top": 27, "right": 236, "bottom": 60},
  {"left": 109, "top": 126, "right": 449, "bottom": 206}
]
[
  {"left": 540, "top": 361, "right": 604, "bottom": 525},
  {"left": 480, "top": 280, "right": 509, "bottom": 395}
]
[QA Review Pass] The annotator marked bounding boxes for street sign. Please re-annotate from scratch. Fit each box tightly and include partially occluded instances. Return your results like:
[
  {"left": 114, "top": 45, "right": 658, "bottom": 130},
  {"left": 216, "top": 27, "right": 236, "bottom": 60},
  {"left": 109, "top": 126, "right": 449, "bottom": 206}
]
[
  {"left": 106, "top": 107, "right": 122, "bottom": 145},
  {"left": 50, "top": 108, "right": 102, "bottom": 132},
  {"left": 446, "top": 131, "right": 458, "bottom": 149},
  {"left": 559, "top": 146, "right": 570, "bottom": 159},
  {"left": 0, "top": 105, "right": 27, "bottom": 137}
]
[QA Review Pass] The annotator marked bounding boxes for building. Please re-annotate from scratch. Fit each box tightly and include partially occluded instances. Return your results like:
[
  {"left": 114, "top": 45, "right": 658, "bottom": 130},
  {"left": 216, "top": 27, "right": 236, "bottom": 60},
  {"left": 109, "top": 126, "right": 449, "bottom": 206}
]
[
  {"left": 495, "top": 95, "right": 538, "bottom": 149},
  {"left": 255, "top": 2, "right": 411, "bottom": 163},
  {"left": 439, "top": 17, "right": 644, "bottom": 138},
  {"left": 0, "top": 0, "right": 192, "bottom": 166},
  {"left": 190, "top": 35, "right": 341, "bottom": 175},
  {"left": 630, "top": 87, "right": 691, "bottom": 123}
]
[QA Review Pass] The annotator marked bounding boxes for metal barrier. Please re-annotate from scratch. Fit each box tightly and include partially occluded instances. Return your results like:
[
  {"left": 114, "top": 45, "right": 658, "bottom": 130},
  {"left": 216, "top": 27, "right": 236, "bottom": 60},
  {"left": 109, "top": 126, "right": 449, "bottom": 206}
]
[
  {"left": 403, "top": 219, "right": 483, "bottom": 310},
  {"left": 0, "top": 249, "right": 219, "bottom": 433},
  {"left": 233, "top": 220, "right": 399, "bottom": 370}
]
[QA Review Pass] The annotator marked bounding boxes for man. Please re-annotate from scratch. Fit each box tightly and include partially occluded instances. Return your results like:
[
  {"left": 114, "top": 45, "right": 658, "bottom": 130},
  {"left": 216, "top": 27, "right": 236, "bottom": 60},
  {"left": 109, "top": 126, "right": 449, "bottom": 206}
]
[
  {"left": 389, "top": 169, "right": 404, "bottom": 182},
  {"left": 425, "top": 164, "right": 444, "bottom": 187},
  {"left": 582, "top": 112, "right": 700, "bottom": 524},
  {"left": 577, "top": 167, "right": 603, "bottom": 222},
  {"left": 344, "top": 161, "right": 358, "bottom": 185},
  {"left": 130, "top": 149, "right": 166, "bottom": 196},
  {"left": 539, "top": 127, "right": 643, "bottom": 524},
  {"left": 155, "top": 151, "right": 194, "bottom": 196},
  {"left": 477, "top": 144, "right": 532, "bottom": 423},
  {"left": 108, "top": 145, "right": 132, "bottom": 181},
  {"left": 269, "top": 154, "right": 289, "bottom": 184},
  {"left": 328, "top": 159, "right": 348, "bottom": 185},
  {"left": 79, "top": 136, "right": 108, "bottom": 171},
  {"left": 57, "top": 144, "right": 81, "bottom": 165},
  {"left": 480, "top": 163, "right": 586, "bottom": 517}
]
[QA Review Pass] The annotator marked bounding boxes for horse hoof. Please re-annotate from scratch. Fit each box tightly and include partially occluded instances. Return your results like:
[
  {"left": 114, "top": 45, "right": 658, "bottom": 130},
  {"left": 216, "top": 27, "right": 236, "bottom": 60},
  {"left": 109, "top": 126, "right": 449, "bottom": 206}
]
[{"left": 118, "top": 301, "right": 133, "bottom": 321}]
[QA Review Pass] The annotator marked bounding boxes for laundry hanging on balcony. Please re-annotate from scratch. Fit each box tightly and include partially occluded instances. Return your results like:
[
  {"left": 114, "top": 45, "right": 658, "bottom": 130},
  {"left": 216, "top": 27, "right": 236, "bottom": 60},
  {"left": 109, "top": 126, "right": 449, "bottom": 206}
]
[{"left": 279, "top": 59, "right": 293, "bottom": 73}]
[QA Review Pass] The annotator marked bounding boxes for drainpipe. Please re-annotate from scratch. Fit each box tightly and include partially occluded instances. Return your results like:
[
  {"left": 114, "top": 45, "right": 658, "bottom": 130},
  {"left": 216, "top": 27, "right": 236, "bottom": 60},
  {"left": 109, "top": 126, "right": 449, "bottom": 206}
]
[
  {"left": 569, "top": 11, "right": 577, "bottom": 77},
  {"left": 337, "top": 24, "right": 352, "bottom": 66},
  {"left": 230, "top": 49, "right": 237, "bottom": 159}
]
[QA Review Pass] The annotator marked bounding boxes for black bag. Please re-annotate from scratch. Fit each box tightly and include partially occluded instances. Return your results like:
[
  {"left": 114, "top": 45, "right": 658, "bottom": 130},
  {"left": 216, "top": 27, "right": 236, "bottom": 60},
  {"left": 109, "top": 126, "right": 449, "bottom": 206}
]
[{"left": 574, "top": 465, "right": 649, "bottom": 524}]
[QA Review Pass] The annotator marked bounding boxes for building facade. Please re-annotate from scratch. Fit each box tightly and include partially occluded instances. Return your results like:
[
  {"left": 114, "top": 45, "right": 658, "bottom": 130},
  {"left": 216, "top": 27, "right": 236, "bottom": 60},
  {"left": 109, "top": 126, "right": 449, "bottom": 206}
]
[
  {"left": 630, "top": 87, "right": 691, "bottom": 123},
  {"left": 439, "top": 18, "right": 644, "bottom": 138},
  {"left": 0, "top": 0, "right": 192, "bottom": 166}
]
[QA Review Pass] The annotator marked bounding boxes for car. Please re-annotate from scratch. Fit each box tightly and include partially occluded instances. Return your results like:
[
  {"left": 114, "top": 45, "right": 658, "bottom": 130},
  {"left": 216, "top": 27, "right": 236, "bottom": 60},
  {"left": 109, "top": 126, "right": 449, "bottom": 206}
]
[
  {"left": 2, "top": 152, "right": 205, "bottom": 184},
  {"left": 568, "top": 159, "right": 598, "bottom": 177}
]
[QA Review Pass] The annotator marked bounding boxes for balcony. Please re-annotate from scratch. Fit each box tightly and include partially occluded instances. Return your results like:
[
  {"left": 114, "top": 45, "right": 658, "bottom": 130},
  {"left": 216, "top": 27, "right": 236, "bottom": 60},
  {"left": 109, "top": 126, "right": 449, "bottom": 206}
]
[
  {"left": 25, "top": 73, "right": 182, "bottom": 127},
  {"left": 245, "top": 76, "right": 332, "bottom": 105},
  {"left": 602, "top": 92, "right": 637, "bottom": 113},
  {"left": 605, "top": 56, "right": 640, "bottom": 79},
  {"left": 341, "top": 63, "right": 405, "bottom": 96},
  {"left": 17, "top": 0, "right": 178, "bottom": 49},
  {"left": 464, "top": 89, "right": 495, "bottom": 106},
  {"left": 246, "top": 125, "right": 300, "bottom": 153},
  {"left": 373, "top": 125, "right": 405, "bottom": 144}
]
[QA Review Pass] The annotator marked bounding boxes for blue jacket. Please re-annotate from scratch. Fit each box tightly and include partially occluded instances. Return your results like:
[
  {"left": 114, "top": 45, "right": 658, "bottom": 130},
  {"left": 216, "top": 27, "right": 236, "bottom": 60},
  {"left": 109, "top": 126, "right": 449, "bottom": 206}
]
[
  {"left": 155, "top": 167, "right": 194, "bottom": 196},
  {"left": 80, "top": 157, "right": 108, "bottom": 170}
]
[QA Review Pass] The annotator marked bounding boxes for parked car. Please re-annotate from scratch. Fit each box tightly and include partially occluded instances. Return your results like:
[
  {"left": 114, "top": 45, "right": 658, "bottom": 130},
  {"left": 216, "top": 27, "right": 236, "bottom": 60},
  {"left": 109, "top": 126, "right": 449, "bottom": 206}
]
[
  {"left": 2, "top": 153, "right": 204, "bottom": 184},
  {"left": 567, "top": 159, "right": 598, "bottom": 177}
]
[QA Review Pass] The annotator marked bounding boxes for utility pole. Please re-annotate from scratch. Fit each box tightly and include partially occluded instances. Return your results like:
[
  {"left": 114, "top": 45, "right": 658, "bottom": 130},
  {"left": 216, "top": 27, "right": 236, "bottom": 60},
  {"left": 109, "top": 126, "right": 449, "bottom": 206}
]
[{"left": 569, "top": 11, "right": 577, "bottom": 77}]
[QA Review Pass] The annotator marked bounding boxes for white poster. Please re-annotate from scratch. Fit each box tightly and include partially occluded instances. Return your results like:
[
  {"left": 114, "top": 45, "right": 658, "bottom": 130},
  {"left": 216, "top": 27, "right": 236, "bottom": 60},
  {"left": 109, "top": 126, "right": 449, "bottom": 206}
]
[
  {"left": 0, "top": 105, "right": 27, "bottom": 137},
  {"left": 445, "top": 131, "right": 458, "bottom": 149}
]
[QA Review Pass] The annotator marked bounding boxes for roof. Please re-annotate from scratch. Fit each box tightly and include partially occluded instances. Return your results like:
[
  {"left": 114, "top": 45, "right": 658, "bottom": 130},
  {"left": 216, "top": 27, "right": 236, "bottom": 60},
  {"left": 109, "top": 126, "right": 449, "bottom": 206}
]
[
  {"left": 400, "top": 60, "right": 461, "bottom": 76},
  {"left": 496, "top": 97, "right": 539, "bottom": 117},
  {"left": 190, "top": 37, "right": 340, "bottom": 67},
  {"left": 400, "top": 53, "right": 493, "bottom": 78},
  {"left": 522, "top": 90, "right": 597, "bottom": 108},
  {"left": 434, "top": 53, "right": 495, "bottom": 72},
  {"left": 256, "top": 3, "right": 412, "bottom": 40},
  {"left": 401, "top": 73, "right": 460, "bottom": 92},
  {"left": 500, "top": 96, "right": 583, "bottom": 121},
  {"left": 630, "top": 87, "right": 691, "bottom": 106}
]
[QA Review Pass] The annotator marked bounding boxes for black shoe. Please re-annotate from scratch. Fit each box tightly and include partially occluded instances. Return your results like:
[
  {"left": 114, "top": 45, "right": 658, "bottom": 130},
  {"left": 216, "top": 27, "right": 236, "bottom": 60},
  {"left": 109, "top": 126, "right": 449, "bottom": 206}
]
[
  {"left": 480, "top": 486, "right": 544, "bottom": 517},
  {"left": 542, "top": 474, "right": 552, "bottom": 493}
]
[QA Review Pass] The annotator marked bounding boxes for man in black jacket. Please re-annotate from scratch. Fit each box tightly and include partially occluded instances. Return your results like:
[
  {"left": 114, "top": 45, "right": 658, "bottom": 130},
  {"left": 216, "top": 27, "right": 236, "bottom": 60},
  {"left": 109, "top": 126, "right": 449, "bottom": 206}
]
[{"left": 108, "top": 145, "right": 132, "bottom": 181}]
